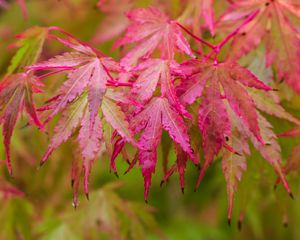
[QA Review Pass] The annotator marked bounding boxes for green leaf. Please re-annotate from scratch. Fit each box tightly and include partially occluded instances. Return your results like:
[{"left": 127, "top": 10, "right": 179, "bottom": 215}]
[{"left": 7, "top": 26, "right": 48, "bottom": 75}]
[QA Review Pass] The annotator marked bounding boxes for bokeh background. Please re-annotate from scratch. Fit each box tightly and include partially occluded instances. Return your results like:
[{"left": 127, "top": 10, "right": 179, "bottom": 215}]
[{"left": 0, "top": 0, "right": 300, "bottom": 239}]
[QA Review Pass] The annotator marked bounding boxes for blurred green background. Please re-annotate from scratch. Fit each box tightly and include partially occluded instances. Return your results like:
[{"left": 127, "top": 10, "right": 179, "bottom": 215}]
[{"left": 0, "top": 0, "right": 300, "bottom": 239}]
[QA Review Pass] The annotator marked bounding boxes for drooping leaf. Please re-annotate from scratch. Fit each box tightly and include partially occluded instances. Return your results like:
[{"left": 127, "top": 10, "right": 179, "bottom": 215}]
[
  {"left": 178, "top": 59, "right": 271, "bottom": 186},
  {"left": 28, "top": 30, "right": 121, "bottom": 130},
  {"left": 179, "top": 59, "right": 271, "bottom": 141},
  {"left": 77, "top": 110, "right": 103, "bottom": 196},
  {"left": 196, "top": 79, "right": 231, "bottom": 187},
  {"left": 235, "top": 111, "right": 293, "bottom": 196},
  {"left": 251, "top": 114, "right": 292, "bottom": 196},
  {"left": 41, "top": 94, "right": 88, "bottom": 166},
  {"left": 28, "top": 29, "right": 138, "bottom": 197},
  {"left": 40, "top": 89, "right": 137, "bottom": 197},
  {"left": 161, "top": 144, "right": 189, "bottom": 193},
  {"left": 0, "top": 73, "right": 43, "bottom": 175},
  {"left": 222, "top": 129, "right": 247, "bottom": 223},
  {"left": 131, "top": 97, "right": 196, "bottom": 200}
]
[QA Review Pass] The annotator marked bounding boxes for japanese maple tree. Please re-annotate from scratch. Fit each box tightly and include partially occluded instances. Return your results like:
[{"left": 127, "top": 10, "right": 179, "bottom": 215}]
[{"left": 1, "top": 0, "right": 300, "bottom": 230}]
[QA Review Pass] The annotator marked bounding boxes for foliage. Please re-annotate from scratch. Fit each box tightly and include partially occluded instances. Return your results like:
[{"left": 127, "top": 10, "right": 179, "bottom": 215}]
[{"left": 1, "top": 0, "right": 300, "bottom": 239}]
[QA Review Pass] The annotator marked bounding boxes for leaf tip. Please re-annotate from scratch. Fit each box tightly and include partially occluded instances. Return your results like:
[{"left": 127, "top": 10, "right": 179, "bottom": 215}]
[
  {"left": 7, "top": 168, "right": 13, "bottom": 177},
  {"left": 227, "top": 218, "right": 231, "bottom": 226},
  {"left": 85, "top": 192, "right": 89, "bottom": 200},
  {"left": 238, "top": 220, "right": 242, "bottom": 231},
  {"left": 160, "top": 180, "right": 164, "bottom": 187},
  {"left": 39, "top": 161, "right": 44, "bottom": 168}
]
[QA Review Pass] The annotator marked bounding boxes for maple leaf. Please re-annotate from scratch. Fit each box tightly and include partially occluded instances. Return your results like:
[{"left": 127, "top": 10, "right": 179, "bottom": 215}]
[
  {"left": 28, "top": 28, "right": 123, "bottom": 131},
  {"left": 130, "top": 97, "right": 197, "bottom": 200},
  {"left": 41, "top": 94, "right": 99, "bottom": 202},
  {"left": 222, "top": 128, "right": 247, "bottom": 224},
  {"left": 222, "top": 106, "right": 293, "bottom": 220},
  {"left": 92, "top": 0, "right": 133, "bottom": 44},
  {"left": 195, "top": 79, "right": 232, "bottom": 186},
  {"left": 218, "top": 0, "right": 300, "bottom": 92},
  {"left": 232, "top": 110, "right": 293, "bottom": 197},
  {"left": 115, "top": 7, "right": 194, "bottom": 69},
  {"left": 40, "top": 90, "right": 136, "bottom": 200},
  {"left": 27, "top": 29, "right": 138, "bottom": 198},
  {"left": 131, "top": 59, "right": 191, "bottom": 118},
  {"left": 160, "top": 144, "right": 189, "bottom": 193},
  {"left": 8, "top": 26, "right": 48, "bottom": 75},
  {"left": 0, "top": 73, "right": 43, "bottom": 175},
  {"left": 177, "top": 59, "right": 271, "bottom": 186},
  {"left": 254, "top": 115, "right": 293, "bottom": 196}
]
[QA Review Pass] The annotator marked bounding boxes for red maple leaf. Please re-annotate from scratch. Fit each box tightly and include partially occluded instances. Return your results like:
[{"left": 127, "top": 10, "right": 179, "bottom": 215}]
[
  {"left": 130, "top": 97, "right": 197, "bottom": 200},
  {"left": 28, "top": 28, "right": 138, "bottom": 201},
  {"left": 177, "top": 59, "right": 272, "bottom": 186},
  {"left": 130, "top": 59, "right": 191, "bottom": 118},
  {"left": 218, "top": 0, "right": 300, "bottom": 92},
  {"left": 0, "top": 73, "right": 43, "bottom": 175},
  {"left": 115, "top": 7, "right": 194, "bottom": 69}
]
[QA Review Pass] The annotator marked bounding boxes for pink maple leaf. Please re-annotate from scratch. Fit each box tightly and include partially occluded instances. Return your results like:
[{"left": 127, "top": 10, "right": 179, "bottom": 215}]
[
  {"left": 130, "top": 97, "right": 197, "bottom": 200},
  {"left": 115, "top": 7, "right": 194, "bottom": 69},
  {"left": 0, "top": 73, "right": 43, "bottom": 175},
  {"left": 218, "top": 0, "right": 300, "bottom": 92},
  {"left": 177, "top": 59, "right": 272, "bottom": 187}
]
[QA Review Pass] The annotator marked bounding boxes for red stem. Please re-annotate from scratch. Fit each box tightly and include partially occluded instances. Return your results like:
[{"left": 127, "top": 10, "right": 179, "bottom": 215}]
[
  {"left": 176, "top": 22, "right": 215, "bottom": 49},
  {"left": 177, "top": 10, "right": 258, "bottom": 63},
  {"left": 37, "top": 68, "right": 74, "bottom": 80},
  {"left": 217, "top": 10, "right": 259, "bottom": 49},
  {"left": 47, "top": 26, "right": 105, "bottom": 58}
]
